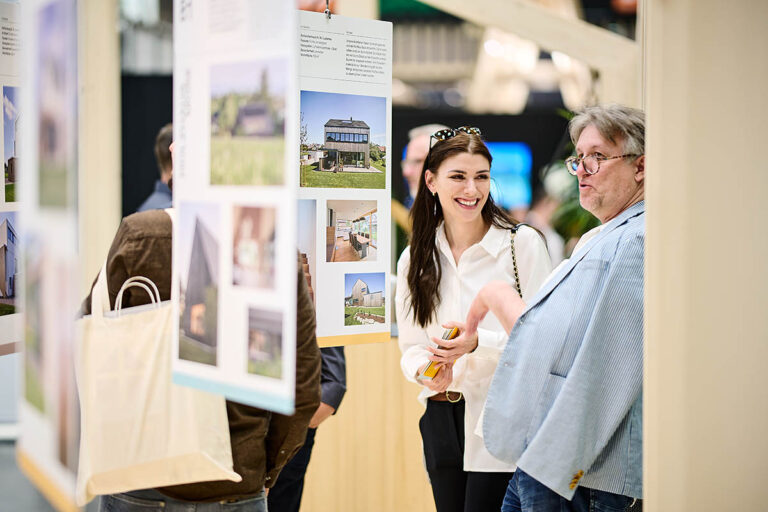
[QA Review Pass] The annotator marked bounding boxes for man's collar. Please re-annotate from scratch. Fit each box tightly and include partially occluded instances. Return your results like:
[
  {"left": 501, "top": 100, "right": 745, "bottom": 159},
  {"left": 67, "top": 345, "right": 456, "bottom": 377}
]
[
  {"left": 607, "top": 200, "right": 645, "bottom": 225},
  {"left": 522, "top": 200, "right": 645, "bottom": 313}
]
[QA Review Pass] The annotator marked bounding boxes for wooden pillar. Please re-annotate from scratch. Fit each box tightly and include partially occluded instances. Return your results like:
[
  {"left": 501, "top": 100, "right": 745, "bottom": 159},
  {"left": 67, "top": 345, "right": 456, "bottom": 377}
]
[
  {"left": 644, "top": 1, "right": 768, "bottom": 510},
  {"left": 78, "top": 0, "right": 122, "bottom": 295}
]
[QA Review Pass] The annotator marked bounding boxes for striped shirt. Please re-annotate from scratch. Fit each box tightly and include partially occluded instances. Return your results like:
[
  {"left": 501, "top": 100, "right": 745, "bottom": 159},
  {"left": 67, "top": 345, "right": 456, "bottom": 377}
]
[{"left": 482, "top": 201, "right": 645, "bottom": 499}]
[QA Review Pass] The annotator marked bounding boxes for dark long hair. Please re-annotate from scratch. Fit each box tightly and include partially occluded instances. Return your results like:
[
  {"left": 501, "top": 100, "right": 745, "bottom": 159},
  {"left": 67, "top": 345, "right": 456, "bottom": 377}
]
[{"left": 406, "top": 133, "right": 517, "bottom": 328}]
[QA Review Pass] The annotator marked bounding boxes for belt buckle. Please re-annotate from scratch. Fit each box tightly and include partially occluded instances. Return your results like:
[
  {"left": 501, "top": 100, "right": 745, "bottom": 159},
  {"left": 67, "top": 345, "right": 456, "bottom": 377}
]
[{"left": 446, "top": 391, "right": 462, "bottom": 403}]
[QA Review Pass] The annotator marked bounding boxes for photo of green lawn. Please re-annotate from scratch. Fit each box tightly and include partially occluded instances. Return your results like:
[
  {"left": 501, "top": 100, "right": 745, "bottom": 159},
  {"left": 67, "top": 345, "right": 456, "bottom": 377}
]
[
  {"left": 248, "top": 358, "right": 282, "bottom": 379},
  {"left": 344, "top": 306, "right": 385, "bottom": 326},
  {"left": 211, "top": 136, "right": 284, "bottom": 186},
  {"left": 210, "top": 59, "right": 287, "bottom": 186},
  {"left": 301, "top": 162, "right": 385, "bottom": 189},
  {"left": 179, "top": 334, "right": 217, "bottom": 366}
]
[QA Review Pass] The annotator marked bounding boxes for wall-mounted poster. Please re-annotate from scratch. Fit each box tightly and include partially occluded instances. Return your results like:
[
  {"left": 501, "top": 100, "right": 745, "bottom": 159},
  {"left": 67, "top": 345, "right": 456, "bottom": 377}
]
[
  {"left": 173, "top": 0, "right": 298, "bottom": 414},
  {"left": 17, "top": 0, "right": 81, "bottom": 509},
  {"left": 297, "top": 11, "right": 392, "bottom": 347},
  {"left": 0, "top": 0, "right": 22, "bottom": 355}
]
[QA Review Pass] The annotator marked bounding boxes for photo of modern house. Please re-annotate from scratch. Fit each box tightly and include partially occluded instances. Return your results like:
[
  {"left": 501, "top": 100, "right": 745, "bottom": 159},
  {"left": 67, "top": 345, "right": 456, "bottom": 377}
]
[
  {"left": 234, "top": 102, "right": 274, "bottom": 136},
  {"left": 210, "top": 59, "right": 287, "bottom": 186},
  {"left": 0, "top": 212, "right": 18, "bottom": 315},
  {"left": 4, "top": 86, "right": 19, "bottom": 203},
  {"left": 247, "top": 308, "right": 283, "bottom": 379},
  {"left": 322, "top": 118, "right": 371, "bottom": 169},
  {"left": 326, "top": 200, "right": 377, "bottom": 262},
  {"left": 297, "top": 200, "right": 317, "bottom": 304},
  {"left": 344, "top": 272, "right": 385, "bottom": 325},
  {"left": 178, "top": 202, "right": 220, "bottom": 366},
  {"left": 300, "top": 90, "right": 386, "bottom": 189},
  {"left": 232, "top": 205, "right": 276, "bottom": 289}
]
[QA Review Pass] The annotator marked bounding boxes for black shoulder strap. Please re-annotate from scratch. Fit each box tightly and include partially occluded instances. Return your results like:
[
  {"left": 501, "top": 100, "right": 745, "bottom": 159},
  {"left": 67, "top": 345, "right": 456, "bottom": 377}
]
[{"left": 509, "top": 227, "right": 523, "bottom": 298}]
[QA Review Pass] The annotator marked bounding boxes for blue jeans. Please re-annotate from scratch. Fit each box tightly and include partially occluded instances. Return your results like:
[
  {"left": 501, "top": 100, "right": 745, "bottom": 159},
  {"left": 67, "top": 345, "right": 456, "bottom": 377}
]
[
  {"left": 99, "top": 489, "right": 267, "bottom": 511},
  {"left": 502, "top": 469, "right": 641, "bottom": 512}
]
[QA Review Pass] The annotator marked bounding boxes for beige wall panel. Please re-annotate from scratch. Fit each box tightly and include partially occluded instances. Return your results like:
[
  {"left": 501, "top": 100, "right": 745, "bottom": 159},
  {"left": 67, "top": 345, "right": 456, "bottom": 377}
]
[
  {"left": 337, "top": 0, "right": 379, "bottom": 20},
  {"left": 645, "top": 1, "right": 768, "bottom": 510},
  {"left": 78, "top": 0, "right": 121, "bottom": 295},
  {"left": 301, "top": 338, "right": 435, "bottom": 512}
]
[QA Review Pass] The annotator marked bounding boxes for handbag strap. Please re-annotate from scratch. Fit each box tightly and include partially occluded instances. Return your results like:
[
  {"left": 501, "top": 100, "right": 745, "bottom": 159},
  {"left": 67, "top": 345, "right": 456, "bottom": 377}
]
[{"left": 509, "top": 225, "right": 524, "bottom": 299}]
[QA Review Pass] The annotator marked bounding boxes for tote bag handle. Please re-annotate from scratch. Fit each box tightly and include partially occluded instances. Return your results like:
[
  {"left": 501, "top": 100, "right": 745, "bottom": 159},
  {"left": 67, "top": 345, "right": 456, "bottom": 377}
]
[
  {"left": 115, "top": 276, "right": 161, "bottom": 313},
  {"left": 90, "top": 262, "right": 110, "bottom": 320},
  {"left": 91, "top": 208, "right": 173, "bottom": 318}
]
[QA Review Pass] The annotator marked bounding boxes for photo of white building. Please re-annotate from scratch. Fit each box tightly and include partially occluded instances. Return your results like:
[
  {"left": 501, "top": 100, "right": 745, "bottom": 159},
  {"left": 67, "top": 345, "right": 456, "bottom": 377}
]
[{"left": 0, "top": 213, "right": 18, "bottom": 314}]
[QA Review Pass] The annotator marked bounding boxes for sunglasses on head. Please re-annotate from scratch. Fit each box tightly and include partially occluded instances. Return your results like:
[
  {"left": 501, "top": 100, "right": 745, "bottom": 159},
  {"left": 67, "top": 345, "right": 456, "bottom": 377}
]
[{"left": 429, "top": 126, "right": 482, "bottom": 148}]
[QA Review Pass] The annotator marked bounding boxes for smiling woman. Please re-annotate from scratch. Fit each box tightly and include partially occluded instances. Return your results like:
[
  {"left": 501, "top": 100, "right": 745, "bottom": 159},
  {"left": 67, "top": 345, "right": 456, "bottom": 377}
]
[
  {"left": 395, "top": 131, "right": 553, "bottom": 512},
  {"left": 406, "top": 132, "right": 512, "bottom": 328}
]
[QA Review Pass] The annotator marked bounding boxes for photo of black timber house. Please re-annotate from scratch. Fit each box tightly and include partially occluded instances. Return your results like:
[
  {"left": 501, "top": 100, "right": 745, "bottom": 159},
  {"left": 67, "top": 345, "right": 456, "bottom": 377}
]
[
  {"left": 322, "top": 118, "right": 370, "bottom": 170},
  {"left": 179, "top": 208, "right": 220, "bottom": 366},
  {"left": 234, "top": 102, "right": 275, "bottom": 137}
]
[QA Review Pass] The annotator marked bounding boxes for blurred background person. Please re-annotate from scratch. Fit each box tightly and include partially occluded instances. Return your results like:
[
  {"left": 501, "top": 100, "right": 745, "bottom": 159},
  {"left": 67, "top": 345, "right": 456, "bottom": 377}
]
[
  {"left": 401, "top": 123, "right": 449, "bottom": 209},
  {"left": 136, "top": 123, "right": 173, "bottom": 212}
]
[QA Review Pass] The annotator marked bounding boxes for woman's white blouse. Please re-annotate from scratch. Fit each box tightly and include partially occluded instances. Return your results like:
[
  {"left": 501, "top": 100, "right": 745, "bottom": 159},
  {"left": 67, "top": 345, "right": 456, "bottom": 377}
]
[{"left": 396, "top": 223, "right": 552, "bottom": 472}]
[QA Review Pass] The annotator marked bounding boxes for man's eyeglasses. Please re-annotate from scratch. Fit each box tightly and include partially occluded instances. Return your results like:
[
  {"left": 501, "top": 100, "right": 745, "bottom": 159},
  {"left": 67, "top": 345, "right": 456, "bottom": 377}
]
[
  {"left": 429, "top": 126, "right": 482, "bottom": 148},
  {"left": 565, "top": 153, "right": 640, "bottom": 176}
]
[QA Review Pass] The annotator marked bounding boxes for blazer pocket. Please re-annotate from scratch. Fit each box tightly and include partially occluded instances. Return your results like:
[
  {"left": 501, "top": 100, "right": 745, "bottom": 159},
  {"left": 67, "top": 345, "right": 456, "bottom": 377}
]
[
  {"left": 550, "top": 258, "right": 610, "bottom": 377},
  {"left": 525, "top": 373, "right": 566, "bottom": 446}
]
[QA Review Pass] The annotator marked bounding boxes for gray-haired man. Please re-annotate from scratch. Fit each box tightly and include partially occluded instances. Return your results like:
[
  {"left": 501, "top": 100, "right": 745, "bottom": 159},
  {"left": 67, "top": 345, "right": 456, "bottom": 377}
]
[{"left": 433, "top": 105, "right": 646, "bottom": 512}]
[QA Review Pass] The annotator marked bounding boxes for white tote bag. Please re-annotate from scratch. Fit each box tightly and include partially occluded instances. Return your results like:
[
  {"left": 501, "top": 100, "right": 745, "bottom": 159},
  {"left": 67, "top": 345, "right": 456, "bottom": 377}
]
[{"left": 75, "top": 262, "right": 241, "bottom": 505}]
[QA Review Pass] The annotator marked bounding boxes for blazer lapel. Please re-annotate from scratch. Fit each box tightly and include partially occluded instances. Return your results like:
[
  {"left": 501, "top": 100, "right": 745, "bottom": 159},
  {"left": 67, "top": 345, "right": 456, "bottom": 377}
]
[{"left": 523, "top": 202, "right": 645, "bottom": 312}]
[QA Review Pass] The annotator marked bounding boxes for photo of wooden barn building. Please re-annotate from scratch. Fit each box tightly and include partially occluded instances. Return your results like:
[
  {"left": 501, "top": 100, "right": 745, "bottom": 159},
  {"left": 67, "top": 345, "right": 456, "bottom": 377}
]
[{"left": 347, "top": 277, "right": 384, "bottom": 308}]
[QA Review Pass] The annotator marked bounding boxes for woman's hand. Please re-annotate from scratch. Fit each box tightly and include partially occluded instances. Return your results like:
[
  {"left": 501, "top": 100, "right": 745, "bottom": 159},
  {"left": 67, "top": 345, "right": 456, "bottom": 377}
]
[
  {"left": 426, "top": 322, "right": 478, "bottom": 365},
  {"left": 418, "top": 362, "right": 453, "bottom": 393}
]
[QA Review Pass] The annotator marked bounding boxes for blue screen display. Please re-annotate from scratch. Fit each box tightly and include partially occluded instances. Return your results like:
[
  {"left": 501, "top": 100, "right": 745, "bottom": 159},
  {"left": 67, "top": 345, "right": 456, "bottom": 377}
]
[
  {"left": 401, "top": 141, "right": 532, "bottom": 210},
  {"left": 486, "top": 142, "right": 532, "bottom": 210}
]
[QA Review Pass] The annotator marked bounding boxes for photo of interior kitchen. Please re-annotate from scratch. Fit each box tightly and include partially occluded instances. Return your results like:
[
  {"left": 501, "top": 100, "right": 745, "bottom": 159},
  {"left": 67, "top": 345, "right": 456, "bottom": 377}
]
[{"left": 326, "top": 200, "right": 377, "bottom": 262}]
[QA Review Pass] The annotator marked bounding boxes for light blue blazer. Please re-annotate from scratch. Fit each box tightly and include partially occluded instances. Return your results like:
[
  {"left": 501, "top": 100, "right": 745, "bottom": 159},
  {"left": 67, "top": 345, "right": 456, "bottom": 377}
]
[{"left": 483, "top": 201, "right": 644, "bottom": 500}]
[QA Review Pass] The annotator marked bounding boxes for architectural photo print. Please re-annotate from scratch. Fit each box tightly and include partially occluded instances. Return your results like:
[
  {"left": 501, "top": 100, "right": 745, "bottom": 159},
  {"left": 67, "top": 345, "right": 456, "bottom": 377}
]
[
  {"left": 344, "top": 272, "right": 385, "bottom": 326},
  {"left": 178, "top": 202, "right": 220, "bottom": 366},
  {"left": 300, "top": 90, "right": 386, "bottom": 189},
  {"left": 210, "top": 59, "right": 287, "bottom": 186}
]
